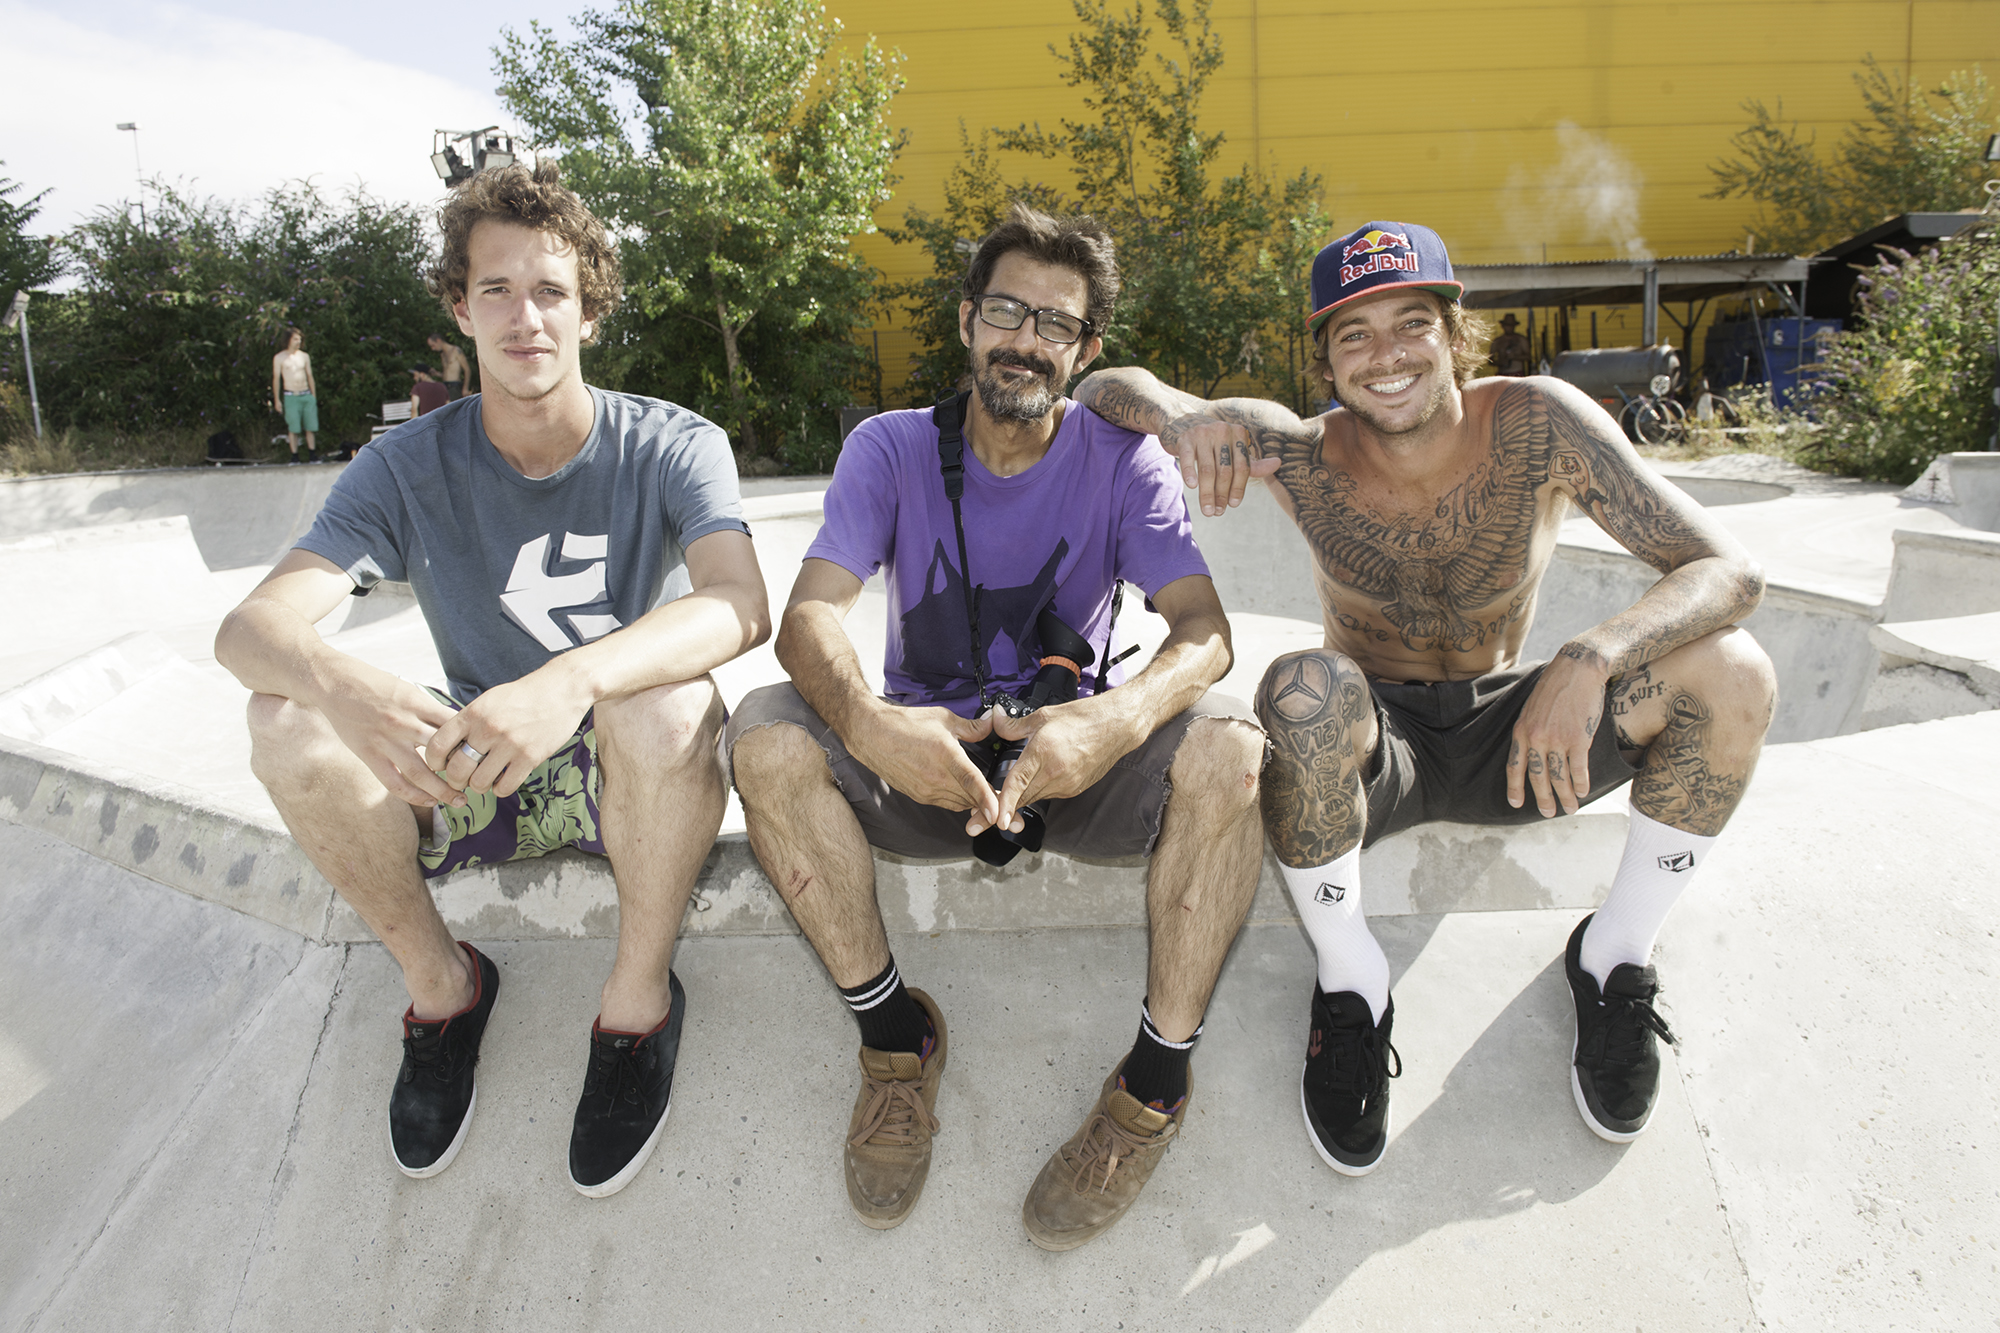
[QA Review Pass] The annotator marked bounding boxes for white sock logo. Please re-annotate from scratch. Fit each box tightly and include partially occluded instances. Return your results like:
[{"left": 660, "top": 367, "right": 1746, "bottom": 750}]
[
  {"left": 1657, "top": 851, "right": 1695, "bottom": 873},
  {"left": 1315, "top": 882, "right": 1347, "bottom": 905},
  {"left": 499, "top": 532, "right": 622, "bottom": 651}
]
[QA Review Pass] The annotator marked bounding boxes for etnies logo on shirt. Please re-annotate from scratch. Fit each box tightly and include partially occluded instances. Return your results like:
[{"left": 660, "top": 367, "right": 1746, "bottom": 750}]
[{"left": 500, "top": 532, "right": 623, "bottom": 651}]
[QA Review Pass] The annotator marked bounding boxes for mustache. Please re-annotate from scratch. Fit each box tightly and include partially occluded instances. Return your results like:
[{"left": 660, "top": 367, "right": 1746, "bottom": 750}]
[{"left": 984, "top": 348, "right": 1057, "bottom": 379}]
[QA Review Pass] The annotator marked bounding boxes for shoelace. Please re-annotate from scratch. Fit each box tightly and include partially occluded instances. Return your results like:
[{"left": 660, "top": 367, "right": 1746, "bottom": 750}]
[
  {"left": 401, "top": 1026, "right": 458, "bottom": 1084},
  {"left": 1067, "top": 1112, "right": 1164, "bottom": 1195},
  {"left": 582, "top": 1041, "right": 655, "bottom": 1113},
  {"left": 1595, "top": 992, "right": 1677, "bottom": 1068},
  {"left": 848, "top": 1074, "right": 939, "bottom": 1148},
  {"left": 1310, "top": 1023, "right": 1402, "bottom": 1099}
]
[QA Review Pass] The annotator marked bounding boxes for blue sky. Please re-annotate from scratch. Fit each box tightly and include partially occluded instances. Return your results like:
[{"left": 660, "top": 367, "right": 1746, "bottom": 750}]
[{"left": 2, "top": 0, "right": 581, "bottom": 232}]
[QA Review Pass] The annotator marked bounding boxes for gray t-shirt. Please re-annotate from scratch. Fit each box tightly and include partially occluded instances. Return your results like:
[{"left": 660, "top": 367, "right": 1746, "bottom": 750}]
[{"left": 297, "top": 387, "right": 746, "bottom": 703}]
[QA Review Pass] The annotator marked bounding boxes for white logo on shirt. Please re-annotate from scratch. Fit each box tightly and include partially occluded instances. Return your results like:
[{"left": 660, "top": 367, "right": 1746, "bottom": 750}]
[{"left": 499, "top": 532, "right": 622, "bottom": 650}]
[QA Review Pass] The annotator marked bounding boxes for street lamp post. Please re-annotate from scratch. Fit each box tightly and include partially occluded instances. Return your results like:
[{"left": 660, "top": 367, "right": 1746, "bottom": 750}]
[
  {"left": 117, "top": 122, "right": 145, "bottom": 228},
  {"left": 4, "top": 291, "right": 45, "bottom": 439}
]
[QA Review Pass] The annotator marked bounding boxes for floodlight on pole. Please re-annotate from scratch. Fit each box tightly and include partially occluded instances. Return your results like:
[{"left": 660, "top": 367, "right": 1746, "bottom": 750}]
[
  {"left": 117, "top": 122, "right": 146, "bottom": 229},
  {"left": 4, "top": 291, "right": 45, "bottom": 439},
  {"left": 430, "top": 128, "right": 522, "bottom": 188}
]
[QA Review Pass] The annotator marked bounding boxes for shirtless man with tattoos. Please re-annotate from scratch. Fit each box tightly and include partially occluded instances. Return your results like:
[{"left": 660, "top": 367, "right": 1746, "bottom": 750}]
[{"left": 1074, "top": 220, "right": 1776, "bottom": 1173}]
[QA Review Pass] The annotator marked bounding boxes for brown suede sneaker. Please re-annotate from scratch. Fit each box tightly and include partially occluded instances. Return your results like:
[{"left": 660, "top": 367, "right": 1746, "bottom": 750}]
[
  {"left": 1021, "top": 1062, "right": 1190, "bottom": 1251},
  {"left": 843, "top": 989, "right": 947, "bottom": 1229}
]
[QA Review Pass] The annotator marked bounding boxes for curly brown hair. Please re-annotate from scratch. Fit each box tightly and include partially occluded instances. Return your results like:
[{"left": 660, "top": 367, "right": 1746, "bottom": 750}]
[
  {"left": 1305, "top": 293, "right": 1491, "bottom": 391},
  {"left": 427, "top": 160, "right": 622, "bottom": 342}
]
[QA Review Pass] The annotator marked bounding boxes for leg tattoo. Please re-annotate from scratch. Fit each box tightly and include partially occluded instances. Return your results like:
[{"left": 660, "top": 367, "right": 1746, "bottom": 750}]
[
  {"left": 1256, "top": 652, "right": 1373, "bottom": 866},
  {"left": 1630, "top": 692, "right": 1746, "bottom": 837}
]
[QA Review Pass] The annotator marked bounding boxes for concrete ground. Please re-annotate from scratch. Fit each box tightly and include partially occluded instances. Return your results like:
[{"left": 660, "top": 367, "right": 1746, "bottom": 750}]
[{"left": 2, "top": 457, "right": 1997, "bottom": 1331}]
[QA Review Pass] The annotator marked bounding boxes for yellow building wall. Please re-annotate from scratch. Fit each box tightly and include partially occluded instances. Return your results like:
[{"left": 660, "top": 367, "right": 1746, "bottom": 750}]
[{"left": 827, "top": 0, "right": 2000, "bottom": 395}]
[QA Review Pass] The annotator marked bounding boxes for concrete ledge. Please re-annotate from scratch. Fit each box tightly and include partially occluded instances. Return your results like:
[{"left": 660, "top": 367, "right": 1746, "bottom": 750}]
[
  {"left": 1529, "top": 543, "right": 1880, "bottom": 741},
  {"left": 0, "top": 631, "right": 181, "bottom": 742},
  {"left": 0, "top": 734, "right": 338, "bottom": 938},
  {"left": 1884, "top": 526, "right": 2000, "bottom": 621},
  {"left": 0, "top": 729, "right": 1628, "bottom": 944},
  {"left": 1870, "top": 611, "right": 2000, "bottom": 698},
  {"left": 1904, "top": 451, "right": 2000, "bottom": 532}
]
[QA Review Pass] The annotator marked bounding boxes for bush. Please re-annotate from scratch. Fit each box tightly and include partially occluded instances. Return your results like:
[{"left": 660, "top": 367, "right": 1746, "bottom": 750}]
[
  {"left": 1794, "top": 220, "right": 1999, "bottom": 483},
  {"left": 19, "top": 182, "right": 452, "bottom": 449}
]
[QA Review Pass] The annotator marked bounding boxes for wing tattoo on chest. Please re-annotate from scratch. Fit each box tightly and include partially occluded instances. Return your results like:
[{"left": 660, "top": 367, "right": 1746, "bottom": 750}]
[{"left": 1274, "top": 386, "right": 1556, "bottom": 652}]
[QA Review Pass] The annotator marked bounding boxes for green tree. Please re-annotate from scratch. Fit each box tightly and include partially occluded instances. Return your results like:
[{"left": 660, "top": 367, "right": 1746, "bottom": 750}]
[
  {"left": 33, "top": 181, "right": 448, "bottom": 444},
  {"left": 496, "top": 0, "right": 904, "bottom": 465},
  {"left": 1707, "top": 59, "right": 1995, "bottom": 254},
  {"left": 0, "top": 163, "right": 61, "bottom": 299},
  {"left": 1795, "top": 220, "right": 1998, "bottom": 483},
  {"left": 885, "top": 0, "right": 1325, "bottom": 405}
]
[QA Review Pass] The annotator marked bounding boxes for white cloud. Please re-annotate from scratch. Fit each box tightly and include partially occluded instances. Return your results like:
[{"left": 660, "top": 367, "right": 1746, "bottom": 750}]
[{"left": 0, "top": 0, "right": 511, "bottom": 232}]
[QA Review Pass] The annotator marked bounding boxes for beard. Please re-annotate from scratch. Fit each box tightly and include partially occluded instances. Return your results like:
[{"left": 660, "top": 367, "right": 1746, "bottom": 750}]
[
  {"left": 975, "top": 348, "right": 1065, "bottom": 423},
  {"left": 1333, "top": 359, "right": 1455, "bottom": 438}
]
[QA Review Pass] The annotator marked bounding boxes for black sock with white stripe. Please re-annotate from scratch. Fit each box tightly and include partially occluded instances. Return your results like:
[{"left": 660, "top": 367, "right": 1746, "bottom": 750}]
[
  {"left": 837, "top": 958, "right": 933, "bottom": 1057},
  {"left": 1118, "top": 1001, "right": 1199, "bottom": 1113}
]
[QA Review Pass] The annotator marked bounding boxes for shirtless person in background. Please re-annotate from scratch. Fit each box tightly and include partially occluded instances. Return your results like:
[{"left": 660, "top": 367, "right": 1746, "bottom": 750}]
[
  {"left": 1075, "top": 220, "right": 1776, "bottom": 1174},
  {"left": 429, "top": 333, "right": 475, "bottom": 399},
  {"left": 271, "top": 327, "right": 318, "bottom": 461}
]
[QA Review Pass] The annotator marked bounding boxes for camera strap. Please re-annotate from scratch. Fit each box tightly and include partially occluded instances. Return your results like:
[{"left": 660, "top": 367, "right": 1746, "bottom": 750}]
[
  {"left": 933, "top": 389, "right": 1134, "bottom": 705},
  {"left": 933, "top": 389, "right": 990, "bottom": 705}
]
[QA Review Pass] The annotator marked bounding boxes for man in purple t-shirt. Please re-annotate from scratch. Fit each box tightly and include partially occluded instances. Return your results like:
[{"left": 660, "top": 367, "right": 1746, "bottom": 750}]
[{"left": 727, "top": 204, "right": 1268, "bottom": 1250}]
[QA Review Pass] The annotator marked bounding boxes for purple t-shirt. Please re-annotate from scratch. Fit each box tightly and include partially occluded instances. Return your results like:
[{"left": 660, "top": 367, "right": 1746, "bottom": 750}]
[{"left": 807, "top": 400, "right": 1209, "bottom": 716}]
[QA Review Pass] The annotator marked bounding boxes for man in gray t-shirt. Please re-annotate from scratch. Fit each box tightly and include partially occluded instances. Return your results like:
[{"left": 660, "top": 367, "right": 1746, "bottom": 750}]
[{"left": 216, "top": 162, "right": 770, "bottom": 1198}]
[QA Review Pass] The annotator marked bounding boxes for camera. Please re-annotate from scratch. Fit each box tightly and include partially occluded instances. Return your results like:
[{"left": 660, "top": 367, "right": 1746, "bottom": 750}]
[{"left": 964, "top": 607, "right": 1097, "bottom": 867}]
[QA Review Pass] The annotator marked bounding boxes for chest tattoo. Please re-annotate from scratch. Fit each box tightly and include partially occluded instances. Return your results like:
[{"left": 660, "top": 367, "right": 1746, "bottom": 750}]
[{"left": 1277, "top": 387, "right": 1557, "bottom": 654}]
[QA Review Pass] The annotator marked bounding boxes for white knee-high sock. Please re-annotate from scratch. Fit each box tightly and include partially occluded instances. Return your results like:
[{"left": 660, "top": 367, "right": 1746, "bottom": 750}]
[
  {"left": 1278, "top": 847, "right": 1389, "bottom": 1024},
  {"left": 1581, "top": 807, "right": 1719, "bottom": 988}
]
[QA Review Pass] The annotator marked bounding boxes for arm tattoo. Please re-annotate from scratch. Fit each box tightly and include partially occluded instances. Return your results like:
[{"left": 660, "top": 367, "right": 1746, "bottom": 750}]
[
  {"left": 1527, "top": 383, "right": 1764, "bottom": 672},
  {"left": 1073, "top": 368, "right": 1198, "bottom": 436}
]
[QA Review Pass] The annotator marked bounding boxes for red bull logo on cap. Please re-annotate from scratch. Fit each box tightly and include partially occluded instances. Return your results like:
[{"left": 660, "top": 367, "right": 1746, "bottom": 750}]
[
  {"left": 1340, "top": 229, "right": 1418, "bottom": 286},
  {"left": 1341, "top": 228, "right": 1410, "bottom": 263}
]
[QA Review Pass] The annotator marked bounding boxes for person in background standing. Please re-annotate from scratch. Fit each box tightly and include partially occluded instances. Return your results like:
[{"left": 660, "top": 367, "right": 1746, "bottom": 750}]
[
  {"left": 430, "top": 333, "right": 475, "bottom": 400},
  {"left": 272, "top": 327, "right": 319, "bottom": 462}
]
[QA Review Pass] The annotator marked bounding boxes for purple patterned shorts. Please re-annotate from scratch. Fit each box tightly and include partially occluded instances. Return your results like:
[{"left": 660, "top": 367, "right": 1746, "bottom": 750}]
[{"left": 416, "top": 688, "right": 607, "bottom": 879}]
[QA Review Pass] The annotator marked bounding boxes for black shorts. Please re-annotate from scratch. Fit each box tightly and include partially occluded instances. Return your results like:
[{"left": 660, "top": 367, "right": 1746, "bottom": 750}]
[{"left": 1361, "top": 662, "right": 1640, "bottom": 848}]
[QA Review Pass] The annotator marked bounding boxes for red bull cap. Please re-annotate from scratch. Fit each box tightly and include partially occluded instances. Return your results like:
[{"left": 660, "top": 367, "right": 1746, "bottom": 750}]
[{"left": 1308, "top": 220, "right": 1464, "bottom": 334}]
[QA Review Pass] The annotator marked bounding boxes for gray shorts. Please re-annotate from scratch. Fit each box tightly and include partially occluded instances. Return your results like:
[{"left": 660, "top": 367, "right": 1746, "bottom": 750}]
[
  {"left": 1362, "top": 661, "right": 1641, "bottom": 847},
  {"left": 725, "top": 683, "right": 1260, "bottom": 860}
]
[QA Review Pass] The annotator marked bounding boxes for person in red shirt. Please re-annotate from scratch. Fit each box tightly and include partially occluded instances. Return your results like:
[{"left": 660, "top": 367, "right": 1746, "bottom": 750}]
[{"left": 410, "top": 368, "right": 450, "bottom": 417}]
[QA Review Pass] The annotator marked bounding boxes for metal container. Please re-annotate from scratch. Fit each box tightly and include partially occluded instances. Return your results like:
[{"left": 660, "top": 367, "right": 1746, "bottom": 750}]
[{"left": 1550, "top": 346, "right": 1680, "bottom": 403}]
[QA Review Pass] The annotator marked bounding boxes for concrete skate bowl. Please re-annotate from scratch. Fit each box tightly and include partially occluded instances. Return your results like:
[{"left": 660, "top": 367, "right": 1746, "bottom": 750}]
[
  {"left": 2, "top": 456, "right": 1993, "bottom": 948},
  {"left": 0, "top": 464, "right": 349, "bottom": 571},
  {"left": 7, "top": 457, "right": 1995, "bottom": 744}
]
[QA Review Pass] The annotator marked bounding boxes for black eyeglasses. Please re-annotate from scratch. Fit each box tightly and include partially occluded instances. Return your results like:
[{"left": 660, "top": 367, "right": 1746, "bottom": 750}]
[{"left": 972, "top": 294, "right": 1094, "bottom": 346}]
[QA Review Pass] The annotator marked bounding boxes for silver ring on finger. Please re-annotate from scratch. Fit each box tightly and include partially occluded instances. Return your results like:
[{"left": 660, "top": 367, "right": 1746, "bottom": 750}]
[{"left": 459, "top": 743, "right": 485, "bottom": 764}]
